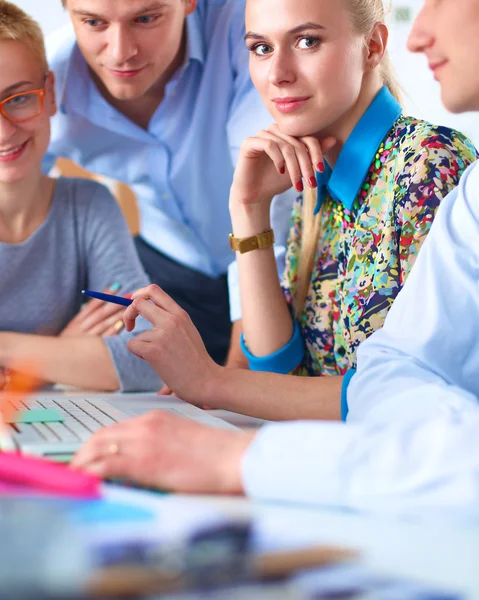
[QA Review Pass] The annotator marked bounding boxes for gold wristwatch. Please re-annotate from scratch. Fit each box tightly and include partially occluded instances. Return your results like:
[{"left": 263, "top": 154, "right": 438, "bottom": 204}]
[{"left": 229, "top": 228, "right": 275, "bottom": 254}]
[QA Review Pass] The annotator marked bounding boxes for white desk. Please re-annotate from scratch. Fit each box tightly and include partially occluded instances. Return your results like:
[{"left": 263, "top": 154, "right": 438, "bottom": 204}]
[
  {"left": 199, "top": 410, "right": 479, "bottom": 599},
  {"left": 49, "top": 392, "right": 479, "bottom": 598},
  {"left": 125, "top": 491, "right": 478, "bottom": 599}
]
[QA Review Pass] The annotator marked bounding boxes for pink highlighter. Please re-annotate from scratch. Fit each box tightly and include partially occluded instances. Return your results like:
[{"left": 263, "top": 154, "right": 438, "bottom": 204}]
[{"left": 0, "top": 451, "right": 101, "bottom": 499}]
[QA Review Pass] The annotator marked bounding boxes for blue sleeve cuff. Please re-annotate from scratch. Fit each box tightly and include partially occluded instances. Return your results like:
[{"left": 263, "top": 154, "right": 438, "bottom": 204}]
[
  {"left": 240, "top": 322, "right": 305, "bottom": 374},
  {"left": 341, "top": 369, "right": 356, "bottom": 421}
]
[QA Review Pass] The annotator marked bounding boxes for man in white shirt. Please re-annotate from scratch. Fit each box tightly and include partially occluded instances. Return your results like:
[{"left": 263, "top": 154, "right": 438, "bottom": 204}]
[{"left": 72, "top": 0, "right": 479, "bottom": 511}]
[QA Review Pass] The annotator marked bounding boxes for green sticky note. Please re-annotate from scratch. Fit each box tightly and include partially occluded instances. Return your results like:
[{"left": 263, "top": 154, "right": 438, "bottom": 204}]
[
  {"left": 9, "top": 409, "right": 65, "bottom": 424},
  {"left": 47, "top": 454, "right": 73, "bottom": 463}
]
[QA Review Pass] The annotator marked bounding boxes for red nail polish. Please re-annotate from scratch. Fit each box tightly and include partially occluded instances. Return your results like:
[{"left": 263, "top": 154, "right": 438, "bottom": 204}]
[
  {"left": 279, "top": 166, "right": 285, "bottom": 175},
  {"left": 295, "top": 180, "right": 304, "bottom": 192},
  {"left": 317, "top": 162, "right": 325, "bottom": 173},
  {"left": 308, "top": 176, "right": 317, "bottom": 188}
]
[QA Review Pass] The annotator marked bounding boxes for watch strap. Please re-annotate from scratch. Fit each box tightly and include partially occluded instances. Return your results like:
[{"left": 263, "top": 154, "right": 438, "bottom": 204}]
[{"left": 229, "top": 228, "right": 275, "bottom": 254}]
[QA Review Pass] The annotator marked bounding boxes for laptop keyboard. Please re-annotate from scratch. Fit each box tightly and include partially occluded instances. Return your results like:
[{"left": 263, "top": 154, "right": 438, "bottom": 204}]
[{"left": 6, "top": 397, "right": 129, "bottom": 445}]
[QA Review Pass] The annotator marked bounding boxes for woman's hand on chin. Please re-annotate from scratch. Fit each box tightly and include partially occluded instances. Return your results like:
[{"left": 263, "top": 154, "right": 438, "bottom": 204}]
[
  {"left": 230, "top": 123, "right": 336, "bottom": 212},
  {"left": 70, "top": 410, "right": 255, "bottom": 495},
  {"left": 122, "top": 284, "right": 221, "bottom": 406}
]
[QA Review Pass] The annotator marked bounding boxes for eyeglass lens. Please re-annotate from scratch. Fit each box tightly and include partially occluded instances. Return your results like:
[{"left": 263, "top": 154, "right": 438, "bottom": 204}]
[{"left": 3, "top": 93, "right": 41, "bottom": 121}]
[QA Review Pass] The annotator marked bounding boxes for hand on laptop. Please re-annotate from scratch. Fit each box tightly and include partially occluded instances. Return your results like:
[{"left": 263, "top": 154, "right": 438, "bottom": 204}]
[
  {"left": 157, "top": 384, "right": 177, "bottom": 396},
  {"left": 70, "top": 410, "right": 254, "bottom": 494},
  {"left": 61, "top": 284, "right": 126, "bottom": 338},
  {"left": 123, "top": 285, "right": 223, "bottom": 407}
]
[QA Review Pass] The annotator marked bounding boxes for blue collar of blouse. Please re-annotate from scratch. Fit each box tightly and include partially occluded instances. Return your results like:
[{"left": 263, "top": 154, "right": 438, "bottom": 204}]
[{"left": 314, "top": 86, "right": 402, "bottom": 214}]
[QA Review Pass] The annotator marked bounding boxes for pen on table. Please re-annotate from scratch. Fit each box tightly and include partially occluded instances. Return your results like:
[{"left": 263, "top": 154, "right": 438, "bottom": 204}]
[
  {"left": 86, "top": 545, "right": 359, "bottom": 597},
  {"left": 81, "top": 290, "right": 133, "bottom": 307}
]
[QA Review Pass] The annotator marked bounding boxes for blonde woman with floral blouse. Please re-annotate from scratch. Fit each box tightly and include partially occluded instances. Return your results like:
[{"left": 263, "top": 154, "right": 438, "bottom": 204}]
[{"left": 87, "top": 0, "right": 476, "bottom": 423}]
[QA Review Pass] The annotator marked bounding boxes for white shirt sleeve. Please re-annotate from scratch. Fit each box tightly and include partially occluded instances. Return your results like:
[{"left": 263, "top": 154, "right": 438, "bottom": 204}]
[
  {"left": 242, "top": 162, "right": 479, "bottom": 511},
  {"left": 348, "top": 161, "right": 479, "bottom": 424},
  {"left": 242, "top": 409, "right": 479, "bottom": 512}
]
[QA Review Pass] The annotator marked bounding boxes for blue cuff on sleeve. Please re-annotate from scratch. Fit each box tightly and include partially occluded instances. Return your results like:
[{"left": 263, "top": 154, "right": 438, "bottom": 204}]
[
  {"left": 341, "top": 369, "right": 356, "bottom": 421},
  {"left": 240, "top": 322, "right": 305, "bottom": 374}
]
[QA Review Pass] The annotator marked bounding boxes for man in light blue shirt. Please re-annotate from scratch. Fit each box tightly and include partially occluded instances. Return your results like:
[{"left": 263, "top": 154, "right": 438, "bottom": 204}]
[{"left": 45, "top": 0, "right": 291, "bottom": 367}]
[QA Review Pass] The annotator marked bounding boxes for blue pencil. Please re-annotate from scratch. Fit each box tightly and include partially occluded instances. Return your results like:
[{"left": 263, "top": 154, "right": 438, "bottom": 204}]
[{"left": 81, "top": 290, "right": 133, "bottom": 307}]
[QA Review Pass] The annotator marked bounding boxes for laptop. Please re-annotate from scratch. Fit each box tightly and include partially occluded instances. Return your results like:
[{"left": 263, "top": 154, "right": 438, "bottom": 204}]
[{"left": 1, "top": 392, "right": 238, "bottom": 459}]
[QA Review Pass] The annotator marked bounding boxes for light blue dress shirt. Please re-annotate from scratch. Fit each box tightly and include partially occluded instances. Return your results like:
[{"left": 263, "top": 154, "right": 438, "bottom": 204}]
[
  {"left": 44, "top": 0, "right": 292, "bottom": 321},
  {"left": 242, "top": 162, "right": 479, "bottom": 511}
]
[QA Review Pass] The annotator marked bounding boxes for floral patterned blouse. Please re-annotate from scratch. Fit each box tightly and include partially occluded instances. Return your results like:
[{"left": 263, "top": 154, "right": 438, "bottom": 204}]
[{"left": 281, "top": 93, "right": 477, "bottom": 377}]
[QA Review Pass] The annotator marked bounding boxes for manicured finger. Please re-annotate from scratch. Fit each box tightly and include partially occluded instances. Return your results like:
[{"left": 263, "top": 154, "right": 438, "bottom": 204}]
[
  {"left": 264, "top": 127, "right": 316, "bottom": 189},
  {"left": 259, "top": 129, "right": 309, "bottom": 192},
  {"left": 243, "top": 134, "right": 288, "bottom": 176},
  {"left": 297, "top": 135, "right": 325, "bottom": 178}
]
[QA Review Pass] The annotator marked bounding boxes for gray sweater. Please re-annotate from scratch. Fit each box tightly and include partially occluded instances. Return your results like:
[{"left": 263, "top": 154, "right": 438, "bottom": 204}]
[{"left": 0, "top": 177, "right": 162, "bottom": 392}]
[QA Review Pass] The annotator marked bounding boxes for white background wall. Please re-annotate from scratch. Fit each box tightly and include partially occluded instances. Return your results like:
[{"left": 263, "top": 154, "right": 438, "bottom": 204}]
[
  {"left": 13, "top": 0, "right": 479, "bottom": 146},
  {"left": 16, "top": 0, "right": 68, "bottom": 36}
]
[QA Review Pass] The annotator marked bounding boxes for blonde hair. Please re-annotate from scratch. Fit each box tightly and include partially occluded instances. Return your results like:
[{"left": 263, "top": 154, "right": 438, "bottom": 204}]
[
  {"left": 294, "top": 0, "right": 401, "bottom": 319},
  {"left": 0, "top": 1, "right": 48, "bottom": 72}
]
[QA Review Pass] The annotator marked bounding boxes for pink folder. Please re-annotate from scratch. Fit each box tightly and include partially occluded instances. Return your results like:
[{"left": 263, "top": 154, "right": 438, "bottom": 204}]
[{"left": 0, "top": 451, "right": 101, "bottom": 499}]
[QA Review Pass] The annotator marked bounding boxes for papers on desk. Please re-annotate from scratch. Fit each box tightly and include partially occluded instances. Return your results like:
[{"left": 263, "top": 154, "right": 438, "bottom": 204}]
[
  {"left": 0, "top": 485, "right": 464, "bottom": 599},
  {"left": 80, "top": 483, "right": 233, "bottom": 546}
]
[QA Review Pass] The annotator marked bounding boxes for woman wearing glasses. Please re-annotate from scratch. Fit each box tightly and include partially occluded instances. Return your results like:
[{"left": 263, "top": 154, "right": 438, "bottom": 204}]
[{"left": 0, "top": 3, "right": 161, "bottom": 392}]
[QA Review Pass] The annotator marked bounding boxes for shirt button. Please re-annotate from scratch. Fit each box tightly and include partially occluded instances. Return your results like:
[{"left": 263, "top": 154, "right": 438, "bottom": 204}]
[{"left": 162, "top": 193, "right": 169, "bottom": 200}]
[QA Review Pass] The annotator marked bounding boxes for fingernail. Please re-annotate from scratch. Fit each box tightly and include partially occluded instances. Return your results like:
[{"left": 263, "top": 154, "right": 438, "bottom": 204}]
[
  {"left": 317, "top": 162, "right": 325, "bottom": 173},
  {"left": 279, "top": 166, "right": 285, "bottom": 175},
  {"left": 308, "top": 176, "right": 317, "bottom": 188},
  {"left": 109, "top": 283, "right": 121, "bottom": 293},
  {"left": 295, "top": 180, "right": 304, "bottom": 192}
]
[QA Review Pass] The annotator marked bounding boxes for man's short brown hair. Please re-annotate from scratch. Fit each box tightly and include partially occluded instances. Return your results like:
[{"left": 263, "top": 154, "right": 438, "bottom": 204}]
[{"left": 0, "top": 0, "right": 48, "bottom": 72}]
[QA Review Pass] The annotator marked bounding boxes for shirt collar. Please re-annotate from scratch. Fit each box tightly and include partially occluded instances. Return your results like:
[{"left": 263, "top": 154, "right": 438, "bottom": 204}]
[
  {"left": 314, "top": 86, "right": 402, "bottom": 214},
  {"left": 184, "top": 9, "right": 205, "bottom": 67}
]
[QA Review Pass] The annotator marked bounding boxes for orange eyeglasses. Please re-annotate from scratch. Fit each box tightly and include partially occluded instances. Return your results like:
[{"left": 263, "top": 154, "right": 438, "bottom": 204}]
[{"left": 0, "top": 79, "right": 47, "bottom": 124}]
